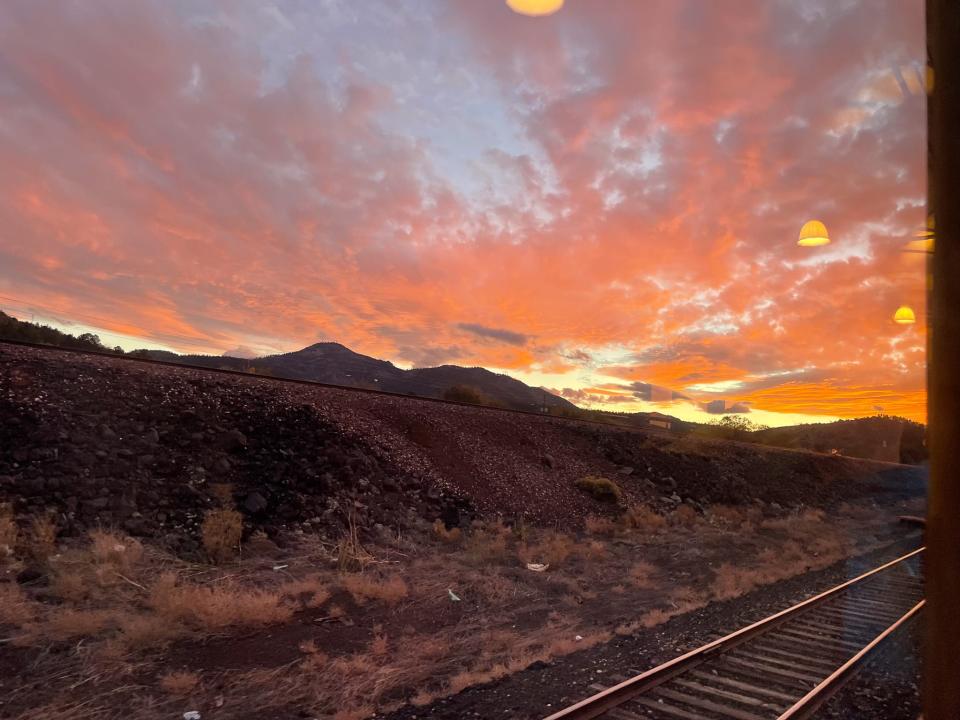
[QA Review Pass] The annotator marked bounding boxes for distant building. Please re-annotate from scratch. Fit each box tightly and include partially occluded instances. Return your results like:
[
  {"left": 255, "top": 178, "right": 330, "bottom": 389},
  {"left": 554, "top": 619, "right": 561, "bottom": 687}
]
[{"left": 647, "top": 412, "right": 673, "bottom": 430}]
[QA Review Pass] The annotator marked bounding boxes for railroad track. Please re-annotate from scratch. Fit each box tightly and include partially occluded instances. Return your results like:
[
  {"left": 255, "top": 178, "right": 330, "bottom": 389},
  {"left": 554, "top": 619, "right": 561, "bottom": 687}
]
[{"left": 545, "top": 547, "right": 924, "bottom": 720}]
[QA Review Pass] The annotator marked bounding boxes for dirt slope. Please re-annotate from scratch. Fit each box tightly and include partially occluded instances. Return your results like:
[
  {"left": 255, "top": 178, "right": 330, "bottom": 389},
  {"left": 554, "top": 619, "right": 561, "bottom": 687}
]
[{"left": 0, "top": 344, "right": 926, "bottom": 552}]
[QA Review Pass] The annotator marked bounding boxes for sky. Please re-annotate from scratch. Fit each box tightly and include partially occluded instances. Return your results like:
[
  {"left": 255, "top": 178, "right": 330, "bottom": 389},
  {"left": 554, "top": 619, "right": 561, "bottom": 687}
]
[{"left": 0, "top": 0, "right": 927, "bottom": 426}]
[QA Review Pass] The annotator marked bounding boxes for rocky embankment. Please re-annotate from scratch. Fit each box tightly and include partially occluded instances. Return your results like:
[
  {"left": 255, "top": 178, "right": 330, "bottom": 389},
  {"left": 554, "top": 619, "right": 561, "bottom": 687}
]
[{"left": 0, "top": 344, "right": 926, "bottom": 554}]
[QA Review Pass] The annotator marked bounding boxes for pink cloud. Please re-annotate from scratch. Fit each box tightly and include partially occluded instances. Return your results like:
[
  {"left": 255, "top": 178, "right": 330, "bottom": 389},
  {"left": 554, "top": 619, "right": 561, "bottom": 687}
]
[{"left": 0, "top": 0, "right": 926, "bottom": 422}]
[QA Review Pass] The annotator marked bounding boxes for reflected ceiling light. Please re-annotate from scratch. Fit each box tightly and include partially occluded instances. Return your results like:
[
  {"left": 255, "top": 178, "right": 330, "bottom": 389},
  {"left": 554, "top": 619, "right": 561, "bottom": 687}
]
[
  {"left": 798, "top": 220, "right": 830, "bottom": 247},
  {"left": 904, "top": 215, "right": 935, "bottom": 254},
  {"left": 904, "top": 236, "right": 934, "bottom": 254},
  {"left": 893, "top": 306, "right": 917, "bottom": 325},
  {"left": 506, "top": 0, "right": 564, "bottom": 16}
]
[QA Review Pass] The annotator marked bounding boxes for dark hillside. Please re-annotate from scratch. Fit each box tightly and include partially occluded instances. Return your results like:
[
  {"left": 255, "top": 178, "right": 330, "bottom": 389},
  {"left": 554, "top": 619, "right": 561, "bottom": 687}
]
[
  {"left": 753, "top": 416, "right": 927, "bottom": 464},
  {"left": 1, "top": 344, "right": 926, "bottom": 555}
]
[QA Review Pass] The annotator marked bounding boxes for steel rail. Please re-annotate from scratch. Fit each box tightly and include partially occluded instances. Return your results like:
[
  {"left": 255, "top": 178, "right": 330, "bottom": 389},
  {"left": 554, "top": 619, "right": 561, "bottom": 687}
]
[
  {"left": 775, "top": 599, "right": 925, "bottom": 720},
  {"left": 542, "top": 547, "right": 924, "bottom": 720}
]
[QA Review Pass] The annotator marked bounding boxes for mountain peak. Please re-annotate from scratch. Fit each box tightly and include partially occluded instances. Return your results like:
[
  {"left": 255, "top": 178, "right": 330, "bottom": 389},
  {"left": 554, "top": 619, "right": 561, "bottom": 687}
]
[{"left": 298, "top": 342, "right": 355, "bottom": 354}]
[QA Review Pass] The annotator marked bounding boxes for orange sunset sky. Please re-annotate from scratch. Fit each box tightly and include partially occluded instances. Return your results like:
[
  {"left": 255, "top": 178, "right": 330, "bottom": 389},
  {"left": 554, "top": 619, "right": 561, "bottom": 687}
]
[{"left": 0, "top": 1, "right": 926, "bottom": 427}]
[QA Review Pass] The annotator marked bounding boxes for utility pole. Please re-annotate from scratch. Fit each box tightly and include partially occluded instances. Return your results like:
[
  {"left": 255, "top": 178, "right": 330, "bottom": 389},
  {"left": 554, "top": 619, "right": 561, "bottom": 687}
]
[{"left": 924, "top": 1, "right": 960, "bottom": 718}]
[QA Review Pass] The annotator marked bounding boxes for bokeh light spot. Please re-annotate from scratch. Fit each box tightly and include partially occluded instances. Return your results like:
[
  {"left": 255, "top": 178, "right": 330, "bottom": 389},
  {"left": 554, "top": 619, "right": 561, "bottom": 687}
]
[
  {"left": 797, "top": 220, "right": 831, "bottom": 247},
  {"left": 506, "top": 0, "right": 564, "bottom": 17},
  {"left": 893, "top": 306, "right": 917, "bottom": 325}
]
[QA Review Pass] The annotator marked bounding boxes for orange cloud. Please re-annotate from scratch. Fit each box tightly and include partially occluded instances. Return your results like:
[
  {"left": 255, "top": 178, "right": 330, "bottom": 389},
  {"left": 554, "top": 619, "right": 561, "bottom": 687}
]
[{"left": 0, "top": 0, "right": 926, "bottom": 425}]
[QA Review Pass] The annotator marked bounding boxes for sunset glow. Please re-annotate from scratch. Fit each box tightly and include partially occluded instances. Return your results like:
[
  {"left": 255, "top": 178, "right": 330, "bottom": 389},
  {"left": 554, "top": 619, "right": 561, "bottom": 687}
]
[{"left": 0, "top": 1, "right": 926, "bottom": 426}]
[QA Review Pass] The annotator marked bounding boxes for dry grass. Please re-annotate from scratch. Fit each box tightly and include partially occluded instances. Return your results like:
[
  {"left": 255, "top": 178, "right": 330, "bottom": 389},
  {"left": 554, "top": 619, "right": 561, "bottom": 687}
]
[
  {"left": 370, "top": 631, "right": 389, "bottom": 657},
  {"left": 26, "top": 515, "right": 57, "bottom": 563},
  {"left": 0, "top": 504, "right": 17, "bottom": 559},
  {"left": 117, "top": 613, "right": 188, "bottom": 649},
  {"left": 43, "top": 608, "right": 113, "bottom": 640},
  {"left": 342, "top": 574, "right": 409, "bottom": 606},
  {"left": 640, "top": 608, "right": 673, "bottom": 627},
  {"left": 761, "top": 508, "right": 827, "bottom": 533},
  {"left": 338, "top": 515, "right": 376, "bottom": 572},
  {"left": 432, "top": 519, "right": 462, "bottom": 543},
  {"left": 707, "top": 504, "right": 748, "bottom": 526},
  {"left": 574, "top": 475, "right": 623, "bottom": 503},
  {"left": 159, "top": 670, "right": 201, "bottom": 696},
  {"left": 669, "top": 585, "right": 708, "bottom": 613},
  {"left": 149, "top": 572, "right": 293, "bottom": 629},
  {"left": 468, "top": 569, "right": 520, "bottom": 605},
  {"left": 333, "top": 708, "right": 376, "bottom": 720},
  {"left": 201, "top": 508, "right": 243, "bottom": 563},
  {"left": 299, "top": 639, "right": 323, "bottom": 656},
  {"left": 89, "top": 529, "right": 143, "bottom": 573},
  {"left": 511, "top": 517, "right": 529, "bottom": 543},
  {"left": 280, "top": 574, "right": 331, "bottom": 609},
  {"left": 622, "top": 505, "right": 667, "bottom": 532},
  {"left": 629, "top": 560, "right": 656, "bottom": 589},
  {"left": 209, "top": 482, "right": 235, "bottom": 506},
  {"left": 518, "top": 531, "right": 574, "bottom": 567},
  {"left": 411, "top": 689, "right": 437, "bottom": 707},
  {"left": 0, "top": 490, "right": 902, "bottom": 720},
  {"left": 711, "top": 562, "right": 778, "bottom": 600},
  {"left": 669, "top": 504, "right": 699, "bottom": 527},
  {"left": 584, "top": 539, "right": 607, "bottom": 559},
  {"left": 0, "top": 583, "right": 36, "bottom": 627},
  {"left": 463, "top": 525, "right": 511, "bottom": 565},
  {"left": 583, "top": 514, "right": 618, "bottom": 536}
]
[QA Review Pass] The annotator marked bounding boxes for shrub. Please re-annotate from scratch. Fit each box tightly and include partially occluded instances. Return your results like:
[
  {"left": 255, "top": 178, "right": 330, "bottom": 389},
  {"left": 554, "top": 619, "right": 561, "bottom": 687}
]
[
  {"left": 149, "top": 572, "right": 293, "bottom": 629},
  {"left": 44, "top": 608, "right": 113, "bottom": 640},
  {"left": 117, "top": 613, "right": 188, "bottom": 649},
  {"left": 442, "top": 385, "right": 484, "bottom": 404},
  {"left": 280, "top": 575, "right": 331, "bottom": 609},
  {"left": 464, "top": 525, "right": 511, "bottom": 565},
  {"left": 26, "top": 515, "right": 57, "bottom": 563},
  {"left": 517, "top": 531, "right": 574, "bottom": 567},
  {"left": 669, "top": 504, "right": 699, "bottom": 527},
  {"left": 337, "top": 515, "right": 374, "bottom": 572},
  {"left": 432, "top": 519, "right": 463, "bottom": 543},
  {"left": 711, "top": 563, "right": 761, "bottom": 600},
  {"left": 584, "top": 514, "right": 618, "bottom": 536},
  {"left": 585, "top": 539, "right": 607, "bottom": 559},
  {"left": 341, "top": 574, "right": 409, "bottom": 606},
  {"left": 299, "top": 639, "right": 324, "bottom": 655},
  {"left": 707, "top": 504, "right": 747, "bottom": 527},
  {"left": 760, "top": 508, "right": 827, "bottom": 534},
  {"left": 629, "top": 561, "right": 657, "bottom": 589},
  {"left": 622, "top": 505, "right": 667, "bottom": 532},
  {"left": 0, "top": 504, "right": 17, "bottom": 560},
  {"left": 0, "top": 583, "right": 36, "bottom": 627},
  {"left": 574, "top": 476, "right": 623, "bottom": 504},
  {"left": 209, "top": 483, "right": 235, "bottom": 507},
  {"left": 201, "top": 509, "right": 243, "bottom": 563},
  {"left": 89, "top": 529, "right": 143, "bottom": 573},
  {"left": 511, "top": 516, "right": 529, "bottom": 543},
  {"left": 159, "top": 671, "right": 200, "bottom": 696},
  {"left": 536, "top": 532, "right": 574, "bottom": 566},
  {"left": 369, "top": 631, "right": 389, "bottom": 656}
]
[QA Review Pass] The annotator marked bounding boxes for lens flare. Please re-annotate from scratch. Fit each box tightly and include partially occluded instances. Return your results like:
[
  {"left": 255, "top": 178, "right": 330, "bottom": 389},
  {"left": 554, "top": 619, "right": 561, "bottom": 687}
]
[
  {"left": 893, "top": 306, "right": 917, "bottom": 325},
  {"left": 797, "top": 220, "right": 830, "bottom": 247},
  {"left": 506, "top": 0, "right": 564, "bottom": 17}
]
